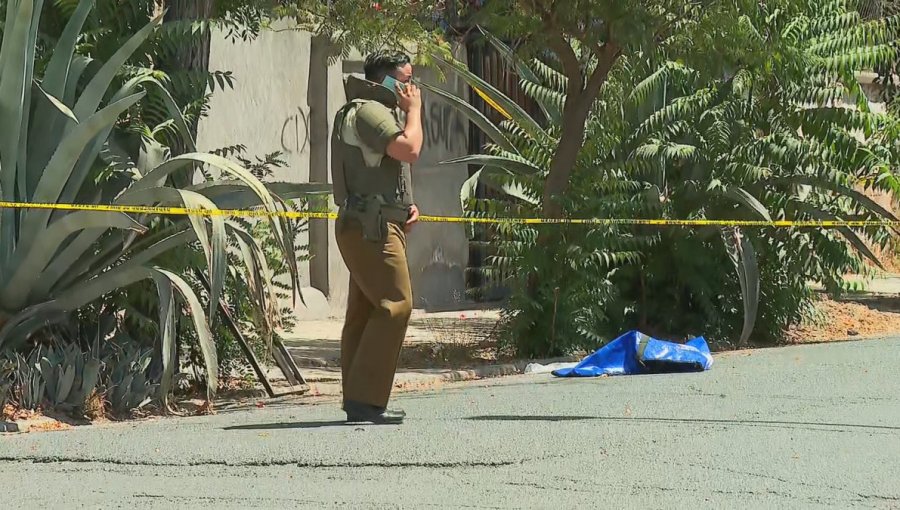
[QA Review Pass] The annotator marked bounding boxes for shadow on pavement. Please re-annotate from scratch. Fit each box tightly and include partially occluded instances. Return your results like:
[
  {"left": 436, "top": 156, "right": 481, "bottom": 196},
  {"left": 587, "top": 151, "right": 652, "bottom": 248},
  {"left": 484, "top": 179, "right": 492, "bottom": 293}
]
[
  {"left": 223, "top": 420, "right": 358, "bottom": 430},
  {"left": 465, "top": 415, "right": 900, "bottom": 432},
  {"left": 222, "top": 415, "right": 900, "bottom": 433}
]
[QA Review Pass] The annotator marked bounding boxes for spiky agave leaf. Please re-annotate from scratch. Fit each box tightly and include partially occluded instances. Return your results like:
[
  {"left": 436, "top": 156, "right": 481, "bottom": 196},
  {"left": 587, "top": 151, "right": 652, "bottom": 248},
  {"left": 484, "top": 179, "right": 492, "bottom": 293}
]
[
  {"left": 429, "top": 51, "right": 550, "bottom": 143},
  {"left": 0, "top": 0, "right": 330, "bottom": 400}
]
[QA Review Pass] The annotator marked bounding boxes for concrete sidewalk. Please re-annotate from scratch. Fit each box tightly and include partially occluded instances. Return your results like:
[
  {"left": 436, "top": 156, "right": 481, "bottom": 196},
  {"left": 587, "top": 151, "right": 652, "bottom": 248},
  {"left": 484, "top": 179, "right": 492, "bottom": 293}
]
[
  {"left": 846, "top": 274, "right": 900, "bottom": 294},
  {"left": 271, "top": 309, "right": 569, "bottom": 396},
  {"left": 282, "top": 308, "right": 503, "bottom": 367}
]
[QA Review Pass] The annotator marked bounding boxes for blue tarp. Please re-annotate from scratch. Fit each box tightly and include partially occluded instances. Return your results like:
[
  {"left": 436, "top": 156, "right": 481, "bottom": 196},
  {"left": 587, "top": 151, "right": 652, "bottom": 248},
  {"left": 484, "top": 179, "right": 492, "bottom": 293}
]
[{"left": 552, "top": 330, "right": 714, "bottom": 377}]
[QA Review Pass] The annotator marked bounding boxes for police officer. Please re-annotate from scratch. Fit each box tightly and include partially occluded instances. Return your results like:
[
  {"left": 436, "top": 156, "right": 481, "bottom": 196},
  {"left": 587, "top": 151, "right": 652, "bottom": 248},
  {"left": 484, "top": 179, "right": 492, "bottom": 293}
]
[{"left": 331, "top": 51, "right": 423, "bottom": 424}]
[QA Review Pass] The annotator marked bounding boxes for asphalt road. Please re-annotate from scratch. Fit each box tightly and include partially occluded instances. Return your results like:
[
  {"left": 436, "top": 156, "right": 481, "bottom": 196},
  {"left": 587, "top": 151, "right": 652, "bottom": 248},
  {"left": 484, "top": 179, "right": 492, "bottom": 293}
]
[{"left": 3, "top": 338, "right": 900, "bottom": 509}]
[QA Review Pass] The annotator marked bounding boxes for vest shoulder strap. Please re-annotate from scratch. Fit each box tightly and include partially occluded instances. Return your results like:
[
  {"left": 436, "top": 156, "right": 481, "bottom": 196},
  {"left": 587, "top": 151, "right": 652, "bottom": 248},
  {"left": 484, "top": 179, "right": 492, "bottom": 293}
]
[{"left": 338, "top": 99, "right": 386, "bottom": 168}]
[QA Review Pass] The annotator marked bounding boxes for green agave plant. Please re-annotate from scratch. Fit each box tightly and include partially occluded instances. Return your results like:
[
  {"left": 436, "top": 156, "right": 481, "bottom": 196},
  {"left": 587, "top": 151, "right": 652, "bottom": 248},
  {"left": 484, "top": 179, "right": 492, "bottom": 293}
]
[
  {"left": 0, "top": 356, "right": 12, "bottom": 406},
  {"left": 423, "top": 1, "right": 900, "bottom": 350},
  {"left": 0, "top": 0, "right": 330, "bottom": 402}
]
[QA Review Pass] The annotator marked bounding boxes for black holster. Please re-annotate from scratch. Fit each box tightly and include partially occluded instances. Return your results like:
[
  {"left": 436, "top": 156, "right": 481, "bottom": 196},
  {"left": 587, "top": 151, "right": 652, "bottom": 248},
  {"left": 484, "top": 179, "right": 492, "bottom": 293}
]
[{"left": 339, "top": 196, "right": 410, "bottom": 242}]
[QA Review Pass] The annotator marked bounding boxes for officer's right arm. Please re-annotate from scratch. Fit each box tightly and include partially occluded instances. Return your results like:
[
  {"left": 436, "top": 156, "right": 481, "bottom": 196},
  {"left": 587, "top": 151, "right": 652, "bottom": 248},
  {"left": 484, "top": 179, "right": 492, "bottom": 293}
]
[{"left": 356, "top": 102, "right": 421, "bottom": 163}]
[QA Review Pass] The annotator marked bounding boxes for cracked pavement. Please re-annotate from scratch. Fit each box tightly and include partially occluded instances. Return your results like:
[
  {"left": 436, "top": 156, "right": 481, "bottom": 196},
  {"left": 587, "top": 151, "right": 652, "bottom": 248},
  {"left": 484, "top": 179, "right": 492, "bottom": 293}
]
[{"left": 3, "top": 338, "right": 900, "bottom": 508}]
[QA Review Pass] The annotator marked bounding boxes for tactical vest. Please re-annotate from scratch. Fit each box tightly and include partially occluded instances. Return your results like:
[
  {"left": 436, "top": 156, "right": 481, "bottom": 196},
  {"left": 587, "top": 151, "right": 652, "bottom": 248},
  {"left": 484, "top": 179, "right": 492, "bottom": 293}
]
[{"left": 332, "top": 76, "right": 414, "bottom": 241}]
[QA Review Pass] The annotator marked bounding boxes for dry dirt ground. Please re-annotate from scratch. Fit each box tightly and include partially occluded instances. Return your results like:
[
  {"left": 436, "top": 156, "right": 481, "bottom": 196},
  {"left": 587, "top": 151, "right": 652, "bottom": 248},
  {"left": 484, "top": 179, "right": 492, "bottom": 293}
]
[
  {"left": 787, "top": 296, "right": 900, "bottom": 343},
  {"left": 389, "top": 295, "right": 900, "bottom": 364},
  {"left": 404, "top": 294, "right": 900, "bottom": 359}
]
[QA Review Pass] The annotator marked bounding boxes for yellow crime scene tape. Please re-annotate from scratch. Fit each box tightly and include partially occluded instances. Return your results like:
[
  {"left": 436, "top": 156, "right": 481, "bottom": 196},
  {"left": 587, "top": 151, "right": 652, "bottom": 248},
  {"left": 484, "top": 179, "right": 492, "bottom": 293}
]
[
  {"left": 472, "top": 86, "right": 512, "bottom": 119},
  {"left": 1, "top": 200, "right": 898, "bottom": 228},
  {"left": 5, "top": 85, "right": 864, "bottom": 228}
]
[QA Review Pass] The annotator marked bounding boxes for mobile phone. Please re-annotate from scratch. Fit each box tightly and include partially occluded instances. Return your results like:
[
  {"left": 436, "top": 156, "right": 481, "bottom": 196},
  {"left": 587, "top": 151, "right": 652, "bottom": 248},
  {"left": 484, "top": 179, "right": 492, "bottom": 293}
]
[{"left": 381, "top": 75, "right": 406, "bottom": 95}]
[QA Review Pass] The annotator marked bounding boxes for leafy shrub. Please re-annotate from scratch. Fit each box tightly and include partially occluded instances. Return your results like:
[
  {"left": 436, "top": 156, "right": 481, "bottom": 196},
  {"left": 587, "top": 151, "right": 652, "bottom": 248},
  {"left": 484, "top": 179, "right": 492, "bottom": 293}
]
[
  {"left": 0, "top": 329, "right": 157, "bottom": 418},
  {"left": 431, "top": 4, "right": 900, "bottom": 357},
  {"left": 9, "top": 350, "right": 46, "bottom": 411},
  {"left": 37, "top": 342, "right": 102, "bottom": 412},
  {"left": 100, "top": 146, "right": 312, "bottom": 390}
]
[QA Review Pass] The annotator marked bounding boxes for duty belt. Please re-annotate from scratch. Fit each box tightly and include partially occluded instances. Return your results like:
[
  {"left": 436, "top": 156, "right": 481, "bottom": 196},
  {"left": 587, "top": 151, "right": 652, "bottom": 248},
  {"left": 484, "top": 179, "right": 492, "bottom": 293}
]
[{"left": 339, "top": 195, "right": 411, "bottom": 241}]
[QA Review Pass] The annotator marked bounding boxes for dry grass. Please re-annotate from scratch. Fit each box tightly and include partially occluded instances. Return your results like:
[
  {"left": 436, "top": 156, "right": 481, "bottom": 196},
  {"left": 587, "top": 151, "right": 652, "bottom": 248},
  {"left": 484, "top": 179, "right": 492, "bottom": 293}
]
[{"left": 2, "top": 404, "right": 39, "bottom": 422}]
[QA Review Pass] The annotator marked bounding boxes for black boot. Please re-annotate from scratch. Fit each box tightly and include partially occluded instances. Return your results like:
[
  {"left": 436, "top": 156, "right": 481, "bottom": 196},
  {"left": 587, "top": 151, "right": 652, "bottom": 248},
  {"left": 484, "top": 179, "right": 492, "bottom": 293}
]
[{"left": 343, "top": 400, "right": 405, "bottom": 424}]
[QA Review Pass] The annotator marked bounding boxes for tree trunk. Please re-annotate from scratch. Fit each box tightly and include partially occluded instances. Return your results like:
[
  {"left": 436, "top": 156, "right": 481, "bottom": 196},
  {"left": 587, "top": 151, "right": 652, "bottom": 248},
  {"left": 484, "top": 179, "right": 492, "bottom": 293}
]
[
  {"left": 161, "top": 0, "right": 215, "bottom": 157},
  {"left": 164, "top": 0, "right": 214, "bottom": 71},
  {"left": 541, "top": 98, "right": 596, "bottom": 218},
  {"left": 541, "top": 45, "right": 621, "bottom": 218},
  {"left": 524, "top": 43, "right": 621, "bottom": 350}
]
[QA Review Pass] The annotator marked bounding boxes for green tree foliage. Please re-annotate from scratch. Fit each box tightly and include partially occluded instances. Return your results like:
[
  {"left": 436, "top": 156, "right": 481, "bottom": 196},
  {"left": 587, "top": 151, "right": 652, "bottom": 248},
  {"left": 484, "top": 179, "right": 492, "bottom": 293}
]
[
  {"left": 430, "top": 2, "right": 900, "bottom": 357},
  {"left": 275, "top": 0, "right": 452, "bottom": 61},
  {"left": 458, "top": 0, "right": 760, "bottom": 217},
  {"left": 14, "top": 1, "right": 453, "bottom": 149},
  {"left": 431, "top": 0, "right": 774, "bottom": 347}
]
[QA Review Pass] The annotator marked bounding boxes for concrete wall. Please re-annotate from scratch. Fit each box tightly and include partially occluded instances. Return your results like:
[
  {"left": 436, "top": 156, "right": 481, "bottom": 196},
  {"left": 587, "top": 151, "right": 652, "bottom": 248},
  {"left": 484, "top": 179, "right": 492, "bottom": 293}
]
[
  {"left": 196, "top": 20, "right": 313, "bottom": 294},
  {"left": 395, "top": 54, "right": 472, "bottom": 311},
  {"left": 196, "top": 22, "right": 471, "bottom": 319}
]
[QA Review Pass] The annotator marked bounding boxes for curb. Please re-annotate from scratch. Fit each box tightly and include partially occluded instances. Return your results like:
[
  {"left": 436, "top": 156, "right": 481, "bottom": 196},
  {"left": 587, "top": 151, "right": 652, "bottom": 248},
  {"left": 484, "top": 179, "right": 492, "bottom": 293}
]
[
  {"left": 273, "top": 356, "right": 581, "bottom": 396},
  {"left": 1, "top": 421, "right": 19, "bottom": 433},
  {"left": 393, "top": 356, "right": 580, "bottom": 387},
  {"left": 416, "top": 364, "right": 522, "bottom": 384}
]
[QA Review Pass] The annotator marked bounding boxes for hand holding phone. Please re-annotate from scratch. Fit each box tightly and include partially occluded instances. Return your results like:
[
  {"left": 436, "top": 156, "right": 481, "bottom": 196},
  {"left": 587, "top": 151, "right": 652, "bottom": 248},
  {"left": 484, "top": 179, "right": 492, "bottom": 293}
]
[
  {"left": 388, "top": 79, "right": 420, "bottom": 113},
  {"left": 382, "top": 76, "right": 419, "bottom": 109}
]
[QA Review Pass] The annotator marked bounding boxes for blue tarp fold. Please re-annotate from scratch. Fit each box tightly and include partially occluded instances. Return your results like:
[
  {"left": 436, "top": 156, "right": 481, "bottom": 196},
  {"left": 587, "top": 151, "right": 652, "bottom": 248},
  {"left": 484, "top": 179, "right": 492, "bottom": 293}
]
[{"left": 552, "top": 330, "right": 713, "bottom": 377}]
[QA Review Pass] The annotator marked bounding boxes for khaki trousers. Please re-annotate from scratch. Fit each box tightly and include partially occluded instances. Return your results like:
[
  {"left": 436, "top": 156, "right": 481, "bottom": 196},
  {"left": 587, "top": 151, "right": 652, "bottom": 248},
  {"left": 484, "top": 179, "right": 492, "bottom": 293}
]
[{"left": 336, "top": 219, "right": 413, "bottom": 408}]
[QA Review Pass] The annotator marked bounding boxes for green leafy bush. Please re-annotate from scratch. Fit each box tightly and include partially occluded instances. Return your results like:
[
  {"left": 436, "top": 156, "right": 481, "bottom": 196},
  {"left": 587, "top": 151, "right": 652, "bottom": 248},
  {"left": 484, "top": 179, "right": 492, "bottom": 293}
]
[
  {"left": 37, "top": 342, "right": 102, "bottom": 412},
  {"left": 430, "top": 3, "right": 900, "bottom": 357},
  {"left": 9, "top": 350, "right": 45, "bottom": 411},
  {"left": 0, "top": 329, "right": 160, "bottom": 417}
]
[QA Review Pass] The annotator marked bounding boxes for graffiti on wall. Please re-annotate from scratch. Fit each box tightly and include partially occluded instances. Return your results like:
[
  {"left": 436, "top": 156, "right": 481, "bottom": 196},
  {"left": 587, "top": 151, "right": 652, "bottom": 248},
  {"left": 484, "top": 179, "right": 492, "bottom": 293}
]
[
  {"left": 280, "top": 106, "right": 310, "bottom": 155},
  {"left": 423, "top": 101, "right": 466, "bottom": 153},
  {"left": 277, "top": 100, "right": 464, "bottom": 155}
]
